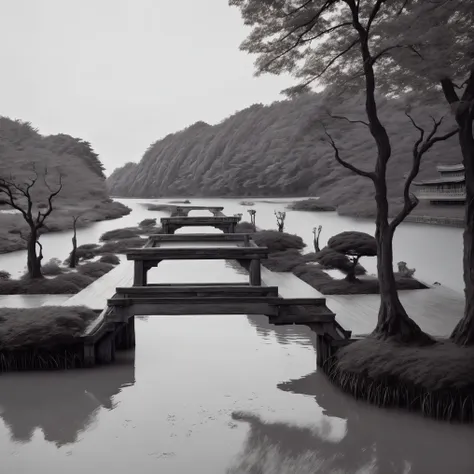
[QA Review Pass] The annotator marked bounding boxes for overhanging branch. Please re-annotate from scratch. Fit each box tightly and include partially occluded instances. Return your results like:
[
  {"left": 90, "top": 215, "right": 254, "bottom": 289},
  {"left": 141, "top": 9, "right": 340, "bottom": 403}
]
[
  {"left": 323, "top": 126, "right": 375, "bottom": 180},
  {"left": 390, "top": 114, "right": 458, "bottom": 231}
]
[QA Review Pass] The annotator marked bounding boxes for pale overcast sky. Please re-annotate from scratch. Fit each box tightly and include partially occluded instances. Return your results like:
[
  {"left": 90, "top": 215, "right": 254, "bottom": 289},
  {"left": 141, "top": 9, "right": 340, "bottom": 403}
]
[{"left": 0, "top": 0, "right": 293, "bottom": 174}]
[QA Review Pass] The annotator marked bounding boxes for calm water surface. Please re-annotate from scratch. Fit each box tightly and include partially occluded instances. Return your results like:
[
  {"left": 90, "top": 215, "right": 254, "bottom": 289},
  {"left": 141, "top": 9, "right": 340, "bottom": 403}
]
[{"left": 0, "top": 198, "right": 472, "bottom": 473}]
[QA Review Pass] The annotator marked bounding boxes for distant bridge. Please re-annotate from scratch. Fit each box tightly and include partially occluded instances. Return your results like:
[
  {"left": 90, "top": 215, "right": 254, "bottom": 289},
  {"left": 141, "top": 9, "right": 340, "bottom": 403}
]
[{"left": 61, "top": 206, "right": 352, "bottom": 368}]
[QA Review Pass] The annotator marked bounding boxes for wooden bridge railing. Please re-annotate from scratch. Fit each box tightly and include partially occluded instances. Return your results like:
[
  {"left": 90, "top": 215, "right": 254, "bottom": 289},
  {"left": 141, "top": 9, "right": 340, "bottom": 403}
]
[
  {"left": 126, "top": 246, "right": 268, "bottom": 286},
  {"left": 160, "top": 215, "right": 241, "bottom": 234}
]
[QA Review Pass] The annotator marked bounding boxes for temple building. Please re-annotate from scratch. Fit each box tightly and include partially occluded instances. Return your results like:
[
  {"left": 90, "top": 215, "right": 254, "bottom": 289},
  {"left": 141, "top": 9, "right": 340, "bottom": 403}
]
[{"left": 413, "top": 163, "right": 465, "bottom": 205}]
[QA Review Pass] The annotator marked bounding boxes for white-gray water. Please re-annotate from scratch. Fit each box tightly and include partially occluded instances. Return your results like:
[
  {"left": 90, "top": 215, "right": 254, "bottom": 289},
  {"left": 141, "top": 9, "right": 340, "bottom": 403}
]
[{"left": 0, "top": 198, "right": 472, "bottom": 474}]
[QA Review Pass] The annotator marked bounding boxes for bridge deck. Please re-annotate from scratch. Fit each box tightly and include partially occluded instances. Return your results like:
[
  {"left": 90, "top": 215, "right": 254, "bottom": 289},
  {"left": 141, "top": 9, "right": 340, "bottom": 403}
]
[{"left": 126, "top": 246, "right": 268, "bottom": 261}]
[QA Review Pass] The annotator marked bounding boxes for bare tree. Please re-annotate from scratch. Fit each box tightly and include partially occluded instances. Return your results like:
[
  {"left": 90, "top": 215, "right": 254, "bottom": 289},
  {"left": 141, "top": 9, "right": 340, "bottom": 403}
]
[
  {"left": 327, "top": 231, "right": 377, "bottom": 282},
  {"left": 0, "top": 166, "right": 63, "bottom": 279},
  {"left": 69, "top": 215, "right": 80, "bottom": 269},
  {"left": 324, "top": 113, "right": 456, "bottom": 341},
  {"left": 275, "top": 210, "right": 286, "bottom": 232},
  {"left": 313, "top": 225, "right": 322, "bottom": 252}
]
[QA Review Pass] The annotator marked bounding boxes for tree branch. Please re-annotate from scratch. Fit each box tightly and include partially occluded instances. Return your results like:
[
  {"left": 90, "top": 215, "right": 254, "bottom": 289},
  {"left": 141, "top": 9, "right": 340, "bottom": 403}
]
[
  {"left": 38, "top": 173, "right": 63, "bottom": 227},
  {"left": 323, "top": 126, "right": 376, "bottom": 180},
  {"left": 367, "top": 0, "right": 386, "bottom": 32},
  {"left": 390, "top": 114, "right": 458, "bottom": 231},
  {"left": 328, "top": 112, "right": 369, "bottom": 127}
]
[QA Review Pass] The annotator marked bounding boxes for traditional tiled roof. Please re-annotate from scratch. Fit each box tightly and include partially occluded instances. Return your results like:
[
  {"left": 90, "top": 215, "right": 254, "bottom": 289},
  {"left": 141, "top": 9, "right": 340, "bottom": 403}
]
[
  {"left": 437, "top": 163, "right": 464, "bottom": 173},
  {"left": 413, "top": 176, "right": 465, "bottom": 186}
]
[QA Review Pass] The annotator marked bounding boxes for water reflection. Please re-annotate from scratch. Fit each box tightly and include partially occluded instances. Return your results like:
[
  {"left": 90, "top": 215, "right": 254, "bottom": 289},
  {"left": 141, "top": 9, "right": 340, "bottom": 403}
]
[
  {"left": 246, "top": 314, "right": 316, "bottom": 349},
  {"left": 0, "top": 351, "right": 135, "bottom": 447},
  {"left": 228, "top": 370, "right": 474, "bottom": 474}
]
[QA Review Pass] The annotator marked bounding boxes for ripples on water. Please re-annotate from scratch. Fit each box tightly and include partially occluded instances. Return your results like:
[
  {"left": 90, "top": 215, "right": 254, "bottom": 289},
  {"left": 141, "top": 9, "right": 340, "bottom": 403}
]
[{"left": 0, "top": 199, "right": 472, "bottom": 474}]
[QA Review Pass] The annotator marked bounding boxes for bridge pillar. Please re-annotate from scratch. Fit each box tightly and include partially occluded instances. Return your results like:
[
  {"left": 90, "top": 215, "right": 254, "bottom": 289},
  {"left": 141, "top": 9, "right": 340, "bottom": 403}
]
[
  {"left": 83, "top": 344, "right": 96, "bottom": 367},
  {"left": 134, "top": 261, "right": 147, "bottom": 286},
  {"left": 96, "top": 332, "right": 116, "bottom": 364},
  {"left": 125, "top": 316, "right": 136, "bottom": 349},
  {"left": 249, "top": 259, "right": 261, "bottom": 285}
]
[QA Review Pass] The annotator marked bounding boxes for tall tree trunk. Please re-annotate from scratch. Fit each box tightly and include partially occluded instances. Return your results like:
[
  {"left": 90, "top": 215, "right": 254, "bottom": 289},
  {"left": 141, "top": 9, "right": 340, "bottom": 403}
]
[
  {"left": 450, "top": 100, "right": 474, "bottom": 345},
  {"left": 344, "top": 256, "right": 360, "bottom": 282},
  {"left": 27, "top": 228, "right": 43, "bottom": 279},
  {"left": 69, "top": 219, "right": 78, "bottom": 269},
  {"left": 372, "top": 187, "right": 433, "bottom": 344}
]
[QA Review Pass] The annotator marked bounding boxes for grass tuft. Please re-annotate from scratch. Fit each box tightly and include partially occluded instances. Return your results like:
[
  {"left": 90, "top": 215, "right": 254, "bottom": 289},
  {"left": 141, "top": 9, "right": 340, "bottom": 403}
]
[
  {"left": 252, "top": 230, "right": 305, "bottom": 253},
  {"left": 97, "top": 237, "right": 147, "bottom": 254},
  {"left": 98, "top": 253, "right": 120, "bottom": 265},
  {"left": 42, "top": 258, "right": 64, "bottom": 276},
  {"left": 139, "top": 218, "right": 156, "bottom": 227},
  {"left": 100, "top": 227, "right": 140, "bottom": 241},
  {"left": 326, "top": 337, "right": 474, "bottom": 422},
  {"left": 0, "top": 270, "right": 11, "bottom": 280},
  {"left": 77, "top": 262, "right": 114, "bottom": 278},
  {"left": 287, "top": 198, "right": 336, "bottom": 212},
  {"left": 0, "top": 306, "right": 96, "bottom": 351}
]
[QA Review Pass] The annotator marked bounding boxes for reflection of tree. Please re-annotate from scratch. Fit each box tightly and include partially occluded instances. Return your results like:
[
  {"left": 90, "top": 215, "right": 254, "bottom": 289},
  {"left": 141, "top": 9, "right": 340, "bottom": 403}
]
[
  {"left": 228, "top": 370, "right": 474, "bottom": 474},
  {"left": 276, "top": 371, "right": 474, "bottom": 474},
  {"left": 227, "top": 409, "right": 373, "bottom": 474},
  {"left": 246, "top": 314, "right": 316, "bottom": 349},
  {"left": 0, "top": 351, "right": 135, "bottom": 447}
]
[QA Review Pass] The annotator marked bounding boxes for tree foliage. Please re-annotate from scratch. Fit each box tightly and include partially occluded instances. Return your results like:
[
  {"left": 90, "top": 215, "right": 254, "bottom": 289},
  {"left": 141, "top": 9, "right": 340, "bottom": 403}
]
[
  {"left": 0, "top": 117, "right": 127, "bottom": 255},
  {"left": 328, "top": 231, "right": 377, "bottom": 257},
  {"left": 107, "top": 94, "right": 459, "bottom": 211},
  {"left": 326, "top": 231, "right": 376, "bottom": 281}
]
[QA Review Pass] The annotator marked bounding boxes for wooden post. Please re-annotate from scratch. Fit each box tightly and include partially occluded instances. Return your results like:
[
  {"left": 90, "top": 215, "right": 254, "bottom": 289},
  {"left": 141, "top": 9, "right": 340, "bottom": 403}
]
[
  {"left": 134, "top": 260, "right": 146, "bottom": 286},
  {"left": 249, "top": 259, "right": 261, "bottom": 285},
  {"left": 125, "top": 316, "right": 136, "bottom": 349},
  {"left": 83, "top": 344, "right": 96, "bottom": 367},
  {"left": 96, "top": 333, "right": 116, "bottom": 364}
]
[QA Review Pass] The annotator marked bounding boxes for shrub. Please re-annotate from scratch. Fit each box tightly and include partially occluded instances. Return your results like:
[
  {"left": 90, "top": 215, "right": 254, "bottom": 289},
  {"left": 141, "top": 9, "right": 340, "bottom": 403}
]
[
  {"left": 0, "top": 272, "right": 95, "bottom": 295},
  {"left": 0, "top": 306, "right": 97, "bottom": 350},
  {"left": 293, "top": 263, "right": 426, "bottom": 295},
  {"left": 147, "top": 203, "right": 178, "bottom": 212},
  {"left": 99, "top": 253, "right": 120, "bottom": 265},
  {"left": 55, "top": 272, "right": 95, "bottom": 290},
  {"left": 98, "top": 237, "right": 147, "bottom": 254},
  {"left": 326, "top": 231, "right": 377, "bottom": 282},
  {"left": 0, "top": 270, "right": 11, "bottom": 281},
  {"left": 77, "top": 243, "right": 99, "bottom": 251},
  {"left": 99, "top": 227, "right": 140, "bottom": 241},
  {"left": 287, "top": 199, "right": 336, "bottom": 212},
  {"left": 235, "top": 221, "right": 255, "bottom": 233},
  {"left": 252, "top": 230, "right": 305, "bottom": 253},
  {"left": 66, "top": 243, "right": 100, "bottom": 263},
  {"left": 77, "top": 262, "right": 114, "bottom": 279},
  {"left": 139, "top": 218, "right": 156, "bottom": 227},
  {"left": 262, "top": 249, "right": 308, "bottom": 272},
  {"left": 42, "top": 258, "right": 64, "bottom": 276},
  {"left": 328, "top": 337, "right": 474, "bottom": 422},
  {"left": 315, "top": 247, "right": 367, "bottom": 276}
]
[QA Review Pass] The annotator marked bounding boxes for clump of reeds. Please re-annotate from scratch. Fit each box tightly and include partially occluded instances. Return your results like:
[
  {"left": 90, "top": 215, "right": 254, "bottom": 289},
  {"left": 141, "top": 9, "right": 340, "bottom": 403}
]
[
  {"left": 0, "top": 348, "right": 84, "bottom": 372},
  {"left": 324, "top": 337, "right": 474, "bottom": 422}
]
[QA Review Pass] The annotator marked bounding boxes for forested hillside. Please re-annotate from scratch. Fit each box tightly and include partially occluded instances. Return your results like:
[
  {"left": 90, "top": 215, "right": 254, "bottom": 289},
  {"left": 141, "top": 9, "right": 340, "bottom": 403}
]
[
  {"left": 0, "top": 117, "right": 129, "bottom": 253},
  {"left": 107, "top": 93, "right": 460, "bottom": 216}
]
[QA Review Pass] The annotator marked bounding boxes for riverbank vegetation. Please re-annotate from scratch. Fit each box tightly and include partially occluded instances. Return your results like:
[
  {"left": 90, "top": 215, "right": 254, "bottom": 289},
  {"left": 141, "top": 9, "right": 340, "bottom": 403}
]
[
  {"left": 0, "top": 117, "right": 130, "bottom": 257},
  {"left": 0, "top": 306, "right": 96, "bottom": 371},
  {"left": 231, "top": 0, "right": 474, "bottom": 421},
  {"left": 0, "top": 218, "right": 158, "bottom": 294},
  {"left": 328, "top": 337, "right": 474, "bottom": 422},
  {"left": 242, "top": 225, "right": 425, "bottom": 294}
]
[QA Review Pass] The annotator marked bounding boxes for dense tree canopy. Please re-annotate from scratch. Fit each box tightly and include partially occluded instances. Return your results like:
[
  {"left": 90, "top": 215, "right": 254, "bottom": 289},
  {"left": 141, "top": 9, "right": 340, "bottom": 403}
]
[
  {"left": 107, "top": 93, "right": 459, "bottom": 214},
  {"left": 0, "top": 117, "right": 127, "bottom": 254}
]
